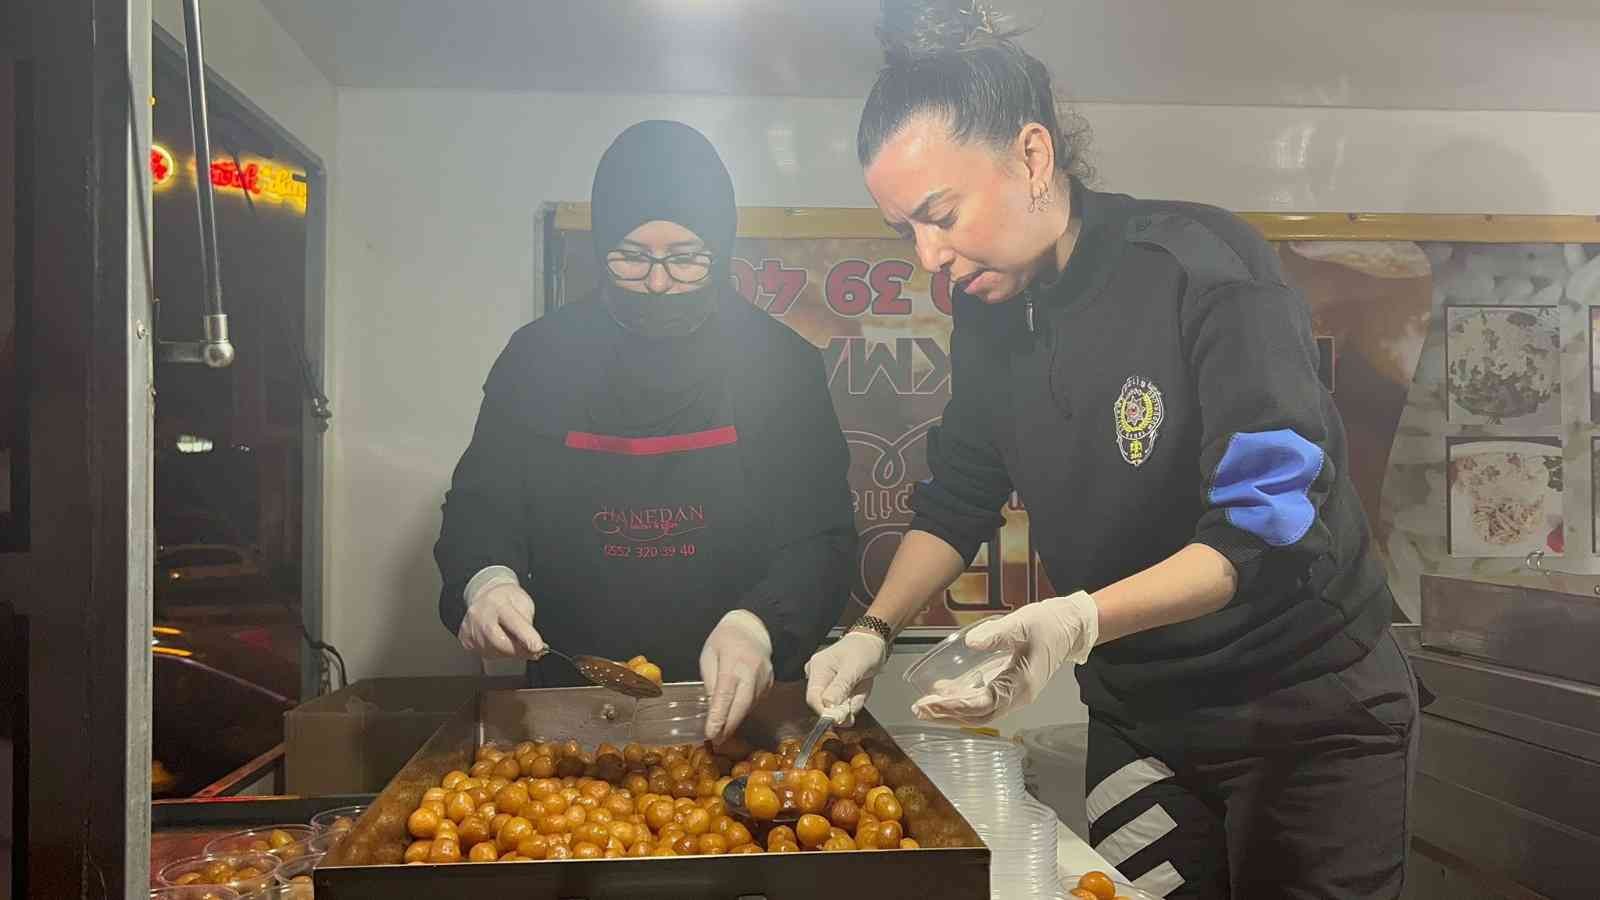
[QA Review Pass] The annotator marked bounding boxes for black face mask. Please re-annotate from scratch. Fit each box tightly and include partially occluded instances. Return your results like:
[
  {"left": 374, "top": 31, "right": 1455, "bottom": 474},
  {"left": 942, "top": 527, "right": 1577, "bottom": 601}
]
[{"left": 603, "top": 282, "right": 717, "bottom": 339}]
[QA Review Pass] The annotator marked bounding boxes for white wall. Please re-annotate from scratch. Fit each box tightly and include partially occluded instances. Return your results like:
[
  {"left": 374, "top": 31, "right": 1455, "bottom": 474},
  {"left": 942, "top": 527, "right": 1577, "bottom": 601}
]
[{"left": 327, "top": 88, "right": 1600, "bottom": 732}]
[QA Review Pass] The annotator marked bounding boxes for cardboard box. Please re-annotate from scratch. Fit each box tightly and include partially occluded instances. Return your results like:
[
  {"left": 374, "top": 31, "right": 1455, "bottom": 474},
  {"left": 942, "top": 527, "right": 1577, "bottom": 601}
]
[{"left": 284, "top": 676, "right": 522, "bottom": 796}]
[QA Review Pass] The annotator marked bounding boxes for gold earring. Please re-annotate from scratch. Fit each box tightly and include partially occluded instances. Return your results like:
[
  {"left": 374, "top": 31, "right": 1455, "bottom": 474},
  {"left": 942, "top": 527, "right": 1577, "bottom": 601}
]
[{"left": 1029, "top": 185, "right": 1051, "bottom": 213}]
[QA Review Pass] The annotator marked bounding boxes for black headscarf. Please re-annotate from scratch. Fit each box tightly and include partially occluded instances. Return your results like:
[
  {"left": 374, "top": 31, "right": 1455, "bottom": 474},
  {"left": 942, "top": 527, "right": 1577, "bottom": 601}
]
[
  {"left": 586, "top": 121, "right": 739, "bottom": 436},
  {"left": 591, "top": 120, "right": 735, "bottom": 260}
]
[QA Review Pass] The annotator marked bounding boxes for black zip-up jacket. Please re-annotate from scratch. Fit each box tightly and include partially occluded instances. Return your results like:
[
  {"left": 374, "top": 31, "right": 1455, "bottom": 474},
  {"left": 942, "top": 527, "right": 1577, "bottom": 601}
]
[{"left": 912, "top": 179, "right": 1394, "bottom": 717}]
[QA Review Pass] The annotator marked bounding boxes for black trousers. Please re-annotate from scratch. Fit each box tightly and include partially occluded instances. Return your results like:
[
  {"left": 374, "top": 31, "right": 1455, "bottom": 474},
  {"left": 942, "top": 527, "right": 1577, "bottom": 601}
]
[{"left": 1085, "top": 632, "right": 1419, "bottom": 899}]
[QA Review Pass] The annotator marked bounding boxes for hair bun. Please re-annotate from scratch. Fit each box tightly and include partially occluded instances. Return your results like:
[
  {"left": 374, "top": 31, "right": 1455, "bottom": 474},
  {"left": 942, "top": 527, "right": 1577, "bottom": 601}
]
[{"left": 877, "top": 0, "right": 1020, "bottom": 67}]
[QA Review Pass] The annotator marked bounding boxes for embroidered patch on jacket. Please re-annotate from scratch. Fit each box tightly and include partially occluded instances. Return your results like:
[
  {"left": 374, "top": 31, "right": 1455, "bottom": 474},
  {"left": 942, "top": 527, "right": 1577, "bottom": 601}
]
[{"left": 1114, "top": 376, "right": 1165, "bottom": 467}]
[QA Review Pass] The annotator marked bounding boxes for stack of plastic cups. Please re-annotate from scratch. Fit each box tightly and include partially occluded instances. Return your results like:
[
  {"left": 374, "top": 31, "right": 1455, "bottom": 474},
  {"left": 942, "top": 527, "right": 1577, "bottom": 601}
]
[
  {"left": 976, "top": 798, "right": 1061, "bottom": 899},
  {"left": 904, "top": 736, "right": 1026, "bottom": 806},
  {"left": 904, "top": 736, "right": 1061, "bottom": 900},
  {"left": 885, "top": 724, "right": 1012, "bottom": 750}
]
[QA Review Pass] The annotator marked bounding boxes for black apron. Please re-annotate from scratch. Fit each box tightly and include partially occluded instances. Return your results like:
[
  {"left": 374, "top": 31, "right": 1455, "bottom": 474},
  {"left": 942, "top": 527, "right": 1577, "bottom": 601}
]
[{"left": 521, "top": 374, "right": 768, "bottom": 687}]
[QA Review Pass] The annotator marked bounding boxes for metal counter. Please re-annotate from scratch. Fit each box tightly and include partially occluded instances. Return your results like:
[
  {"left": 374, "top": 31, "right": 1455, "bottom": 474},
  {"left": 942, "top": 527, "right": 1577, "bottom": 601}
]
[
  {"left": 1409, "top": 576, "right": 1600, "bottom": 899},
  {"left": 315, "top": 681, "right": 991, "bottom": 900}
]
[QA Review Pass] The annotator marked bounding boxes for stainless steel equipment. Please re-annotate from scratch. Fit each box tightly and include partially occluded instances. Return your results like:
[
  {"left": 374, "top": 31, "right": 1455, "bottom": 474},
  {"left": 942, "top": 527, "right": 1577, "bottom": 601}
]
[
  {"left": 1408, "top": 575, "right": 1600, "bottom": 899},
  {"left": 314, "top": 681, "right": 990, "bottom": 899},
  {"left": 1421, "top": 572, "right": 1600, "bottom": 686}
]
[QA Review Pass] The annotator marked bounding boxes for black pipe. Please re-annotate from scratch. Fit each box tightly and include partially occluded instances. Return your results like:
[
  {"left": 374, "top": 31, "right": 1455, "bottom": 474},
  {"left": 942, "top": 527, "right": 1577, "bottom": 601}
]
[
  {"left": 180, "top": 0, "right": 222, "bottom": 321},
  {"left": 178, "top": 0, "right": 234, "bottom": 368}
]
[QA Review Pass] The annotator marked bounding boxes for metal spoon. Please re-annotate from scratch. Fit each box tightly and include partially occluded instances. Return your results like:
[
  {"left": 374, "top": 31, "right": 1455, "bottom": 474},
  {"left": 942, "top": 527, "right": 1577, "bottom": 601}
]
[
  {"left": 723, "top": 711, "right": 836, "bottom": 824},
  {"left": 538, "top": 647, "right": 663, "bottom": 699}
]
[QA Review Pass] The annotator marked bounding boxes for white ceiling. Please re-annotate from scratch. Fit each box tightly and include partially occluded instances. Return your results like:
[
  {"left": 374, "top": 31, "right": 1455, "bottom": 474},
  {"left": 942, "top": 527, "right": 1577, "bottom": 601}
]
[{"left": 257, "top": 0, "right": 1600, "bottom": 111}]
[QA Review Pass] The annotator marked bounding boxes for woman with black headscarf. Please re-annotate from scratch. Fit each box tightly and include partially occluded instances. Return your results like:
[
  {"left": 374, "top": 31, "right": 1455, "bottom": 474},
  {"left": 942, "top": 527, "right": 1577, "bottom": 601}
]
[{"left": 435, "top": 121, "right": 856, "bottom": 743}]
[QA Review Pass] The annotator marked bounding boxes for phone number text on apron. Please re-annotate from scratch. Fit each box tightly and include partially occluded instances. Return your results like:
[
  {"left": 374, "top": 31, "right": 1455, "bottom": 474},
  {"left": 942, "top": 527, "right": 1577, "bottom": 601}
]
[{"left": 603, "top": 543, "right": 699, "bottom": 559}]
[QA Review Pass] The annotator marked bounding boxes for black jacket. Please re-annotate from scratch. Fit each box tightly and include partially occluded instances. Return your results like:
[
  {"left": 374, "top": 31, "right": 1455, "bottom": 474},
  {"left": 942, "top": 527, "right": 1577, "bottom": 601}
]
[
  {"left": 434, "top": 293, "right": 857, "bottom": 680},
  {"left": 912, "top": 180, "right": 1393, "bottom": 716}
]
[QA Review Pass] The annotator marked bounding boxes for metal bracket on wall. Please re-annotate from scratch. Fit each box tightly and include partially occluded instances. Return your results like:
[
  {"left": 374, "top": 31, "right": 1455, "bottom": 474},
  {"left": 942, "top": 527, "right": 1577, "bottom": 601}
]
[
  {"left": 1523, "top": 550, "right": 1600, "bottom": 595},
  {"left": 156, "top": 311, "right": 234, "bottom": 367}
]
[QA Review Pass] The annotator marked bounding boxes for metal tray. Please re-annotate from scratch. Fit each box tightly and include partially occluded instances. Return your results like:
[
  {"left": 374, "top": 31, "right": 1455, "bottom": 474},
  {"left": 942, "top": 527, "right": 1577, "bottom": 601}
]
[{"left": 314, "top": 681, "right": 989, "bottom": 899}]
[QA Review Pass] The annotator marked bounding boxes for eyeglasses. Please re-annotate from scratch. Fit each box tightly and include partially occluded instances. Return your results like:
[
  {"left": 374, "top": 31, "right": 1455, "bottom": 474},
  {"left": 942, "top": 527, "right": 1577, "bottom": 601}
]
[{"left": 605, "top": 249, "right": 714, "bottom": 284}]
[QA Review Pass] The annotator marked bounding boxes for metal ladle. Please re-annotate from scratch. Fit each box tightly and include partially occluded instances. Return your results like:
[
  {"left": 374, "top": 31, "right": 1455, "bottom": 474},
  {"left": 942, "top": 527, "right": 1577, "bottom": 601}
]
[
  {"left": 538, "top": 647, "right": 663, "bottom": 699},
  {"left": 723, "top": 710, "right": 837, "bottom": 824}
]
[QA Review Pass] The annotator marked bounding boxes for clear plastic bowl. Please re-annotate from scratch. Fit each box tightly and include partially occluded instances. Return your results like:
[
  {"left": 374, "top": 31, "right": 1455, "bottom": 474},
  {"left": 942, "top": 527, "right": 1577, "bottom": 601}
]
[
  {"left": 630, "top": 695, "right": 710, "bottom": 744},
  {"left": 981, "top": 797, "right": 1057, "bottom": 822},
  {"left": 308, "top": 805, "right": 366, "bottom": 834},
  {"left": 911, "top": 760, "right": 1025, "bottom": 779},
  {"left": 902, "top": 619, "right": 1012, "bottom": 696},
  {"left": 204, "top": 826, "right": 316, "bottom": 862},
  {"left": 157, "top": 852, "right": 281, "bottom": 895},
  {"left": 954, "top": 796, "right": 1057, "bottom": 836},
  {"left": 1062, "top": 873, "right": 1162, "bottom": 900},
  {"left": 304, "top": 830, "right": 344, "bottom": 856},
  {"left": 272, "top": 853, "right": 323, "bottom": 884},
  {"left": 884, "top": 724, "right": 1010, "bottom": 747},
  {"left": 904, "top": 736, "right": 1032, "bottom": 800},
  {"left": 921, "top": 780, "right": 1025, "bottom": 803},
  {"left": 981, "top": 803, "right": 1062, "bottom": 899},
  {"left": 257, "top": 852, "right": 321, "bottom": 899},
  {"left": 903, "top": 734, "right": 1024, "bottom": 760},
  {"left": 149, "top": 888, "right": 241, "bottom": 900}
]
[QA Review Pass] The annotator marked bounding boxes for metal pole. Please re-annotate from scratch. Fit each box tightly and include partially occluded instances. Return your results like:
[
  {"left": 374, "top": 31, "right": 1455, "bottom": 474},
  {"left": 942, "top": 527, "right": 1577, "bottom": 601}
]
[{"left": 179, "top": 0, "right": 234, "bottom": 367}]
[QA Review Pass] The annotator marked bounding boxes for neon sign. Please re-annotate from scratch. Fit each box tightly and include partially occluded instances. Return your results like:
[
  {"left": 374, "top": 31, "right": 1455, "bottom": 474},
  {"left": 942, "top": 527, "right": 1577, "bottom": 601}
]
[
  {"left": 151, "top": 143, "right": 176, "bottom": 188},
  {"left": 148, "top": 144, "right": 309, "bottom": 214},
  {"left": 205, "top": 157, "right": 309, "bottom": 212}
]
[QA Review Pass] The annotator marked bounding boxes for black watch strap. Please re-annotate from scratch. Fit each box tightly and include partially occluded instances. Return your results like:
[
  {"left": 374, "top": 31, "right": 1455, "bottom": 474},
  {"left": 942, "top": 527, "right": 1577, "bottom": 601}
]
[{"left": 846, "top": 614, "right": 894, "bottom": 644}]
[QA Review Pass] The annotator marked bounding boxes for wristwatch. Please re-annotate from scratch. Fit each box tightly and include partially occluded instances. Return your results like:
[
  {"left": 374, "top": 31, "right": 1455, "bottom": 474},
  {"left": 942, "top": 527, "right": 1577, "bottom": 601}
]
[{"left": 846, "top": 614, "right": 894, "bottom": 644}]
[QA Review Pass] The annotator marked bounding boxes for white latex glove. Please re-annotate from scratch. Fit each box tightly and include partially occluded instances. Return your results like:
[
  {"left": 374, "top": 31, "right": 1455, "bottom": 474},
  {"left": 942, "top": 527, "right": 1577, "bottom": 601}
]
[
  {"left": 912, "top": 591, "right": 1099, "bottom": 726},
  {"left": 700, "top": 610, "right": 775, "bottom": 744},
  {"left": 457, "top": 568, "right": 548, "bottom": 659},
  {"left": 804, "top": 631, "right": 889, "bottom": 727}
]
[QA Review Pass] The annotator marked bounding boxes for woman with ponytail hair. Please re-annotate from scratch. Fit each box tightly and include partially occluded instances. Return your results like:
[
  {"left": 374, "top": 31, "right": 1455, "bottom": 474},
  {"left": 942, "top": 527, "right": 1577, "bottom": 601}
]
[{"left": 807, "top": 3, "right": 1416, "bottom": 897}]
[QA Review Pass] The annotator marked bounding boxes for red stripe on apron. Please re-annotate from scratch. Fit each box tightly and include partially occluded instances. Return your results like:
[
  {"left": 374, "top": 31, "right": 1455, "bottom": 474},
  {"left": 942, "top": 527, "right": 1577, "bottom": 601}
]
[{"left": 564, "top": 425, "right": 740, "bottom": 457}]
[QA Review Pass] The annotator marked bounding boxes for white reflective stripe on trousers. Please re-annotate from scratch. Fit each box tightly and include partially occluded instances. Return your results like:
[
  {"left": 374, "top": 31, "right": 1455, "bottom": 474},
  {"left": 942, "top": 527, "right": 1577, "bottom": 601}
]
[
  {"left": 1093, "top": 804, "right": 1179, "bottom": 868},
  {"left": 1086, "top": 756, "right": 1175, "bottom": 825},
  {"left": 1133, "top": 860, "right": 1186, "bottom": 897}
]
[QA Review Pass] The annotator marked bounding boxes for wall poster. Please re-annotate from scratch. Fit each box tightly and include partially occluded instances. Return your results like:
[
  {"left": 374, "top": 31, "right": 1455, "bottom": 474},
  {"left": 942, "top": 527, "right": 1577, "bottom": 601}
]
[{"left": 546, "top": 204, "right": 1600, "bottom": 631}]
